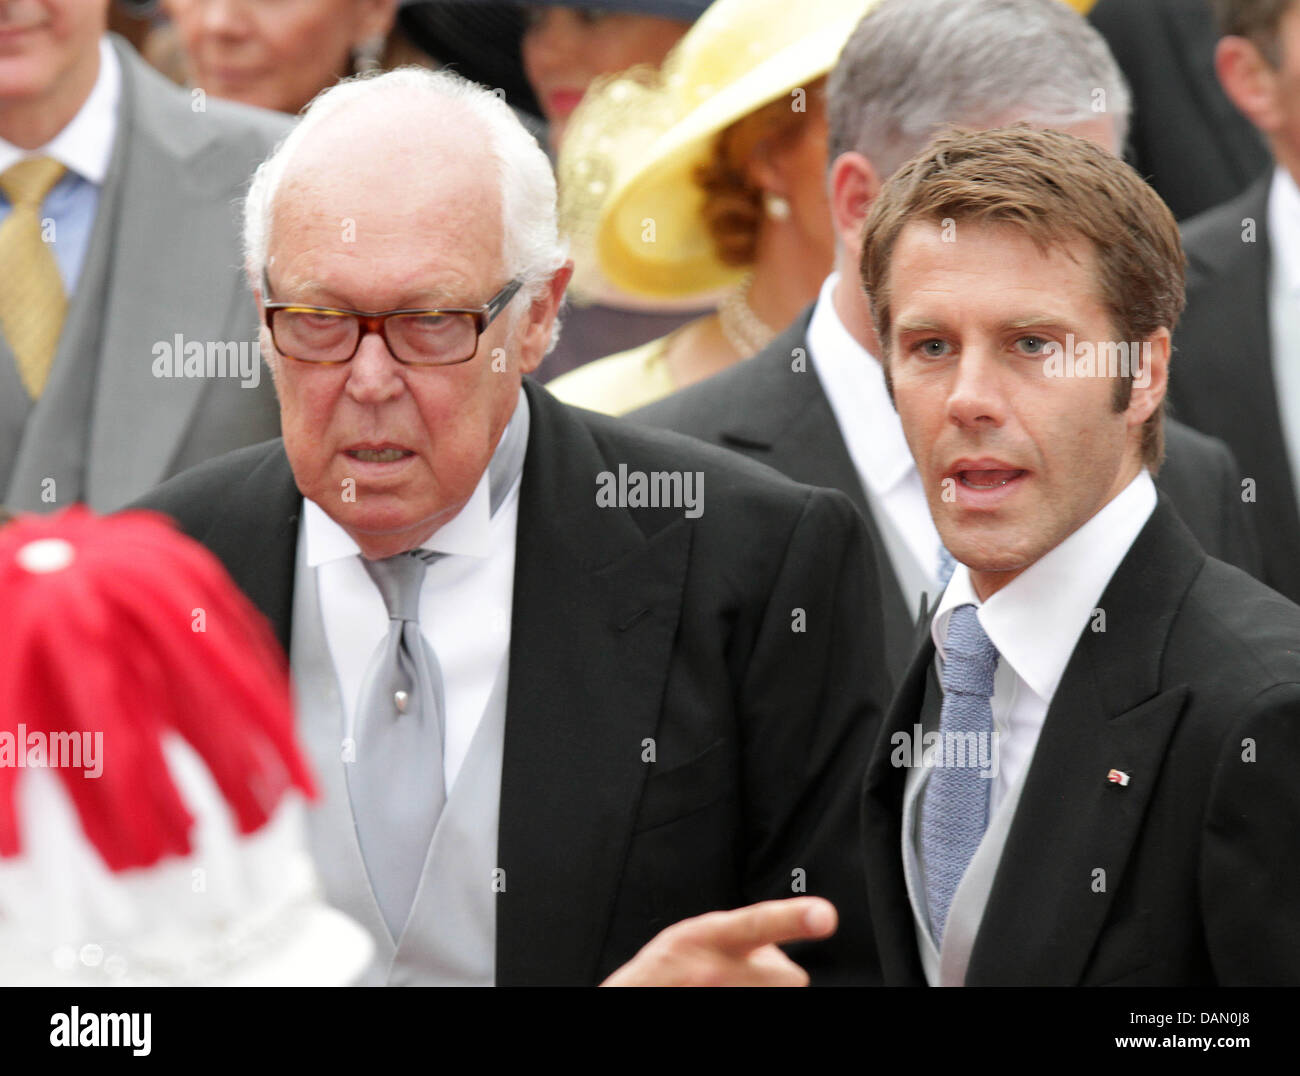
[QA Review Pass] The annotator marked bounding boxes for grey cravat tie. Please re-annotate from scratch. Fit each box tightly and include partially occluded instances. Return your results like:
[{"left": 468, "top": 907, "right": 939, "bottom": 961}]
[
  {"left": 921, "top": 603, "right": 999, "bottom": 945},
  {"left": 350, "top": 549, "right": 447, "bottom": 941},
  {"left": 345, "top": 387, "right": 531, "bottom": 942}
]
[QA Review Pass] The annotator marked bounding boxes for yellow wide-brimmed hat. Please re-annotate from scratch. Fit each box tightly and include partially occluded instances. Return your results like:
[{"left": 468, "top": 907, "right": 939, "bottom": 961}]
[{"left": 559, "top": 0, "right": 880, "bottom": 300}]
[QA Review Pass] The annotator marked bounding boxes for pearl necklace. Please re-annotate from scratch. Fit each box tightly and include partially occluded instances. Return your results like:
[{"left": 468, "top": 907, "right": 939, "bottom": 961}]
[{"left": 718, "top": 273, "right": 777, "bottom": 357}]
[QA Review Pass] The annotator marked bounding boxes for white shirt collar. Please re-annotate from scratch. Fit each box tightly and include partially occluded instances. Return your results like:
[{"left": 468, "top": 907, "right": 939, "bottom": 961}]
[
  {"left": 0, "top": 37, "right": 121, "bottom": 182},
  {"left": 931, "top": 470, "right": 1157, "bottom": 704},
  {"left": 1269, "top": 166, "right": 1300, "bottom": 297},
  {"left": 807, "top": 272, "right": 916, "bottom": 496},
  {"left": 305, "top": 464, "right": 495, "bottom": 567}
]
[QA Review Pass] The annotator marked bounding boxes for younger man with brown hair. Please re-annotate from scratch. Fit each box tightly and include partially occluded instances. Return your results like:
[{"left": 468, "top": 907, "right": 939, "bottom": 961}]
[{"left": 608, "top": 125, "right": 1300, "bottom": 987}]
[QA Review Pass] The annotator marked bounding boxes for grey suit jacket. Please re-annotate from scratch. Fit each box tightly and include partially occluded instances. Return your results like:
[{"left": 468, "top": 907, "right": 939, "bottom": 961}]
[
  {"left": 631, "top": 307, "right": 1263, "bottom": 682},
  {"left": 1172, "top": 175, "right": 1300, "bottom": 606},
  {"left": 2, "top": 36, "right": 287, "bottom": 512}
]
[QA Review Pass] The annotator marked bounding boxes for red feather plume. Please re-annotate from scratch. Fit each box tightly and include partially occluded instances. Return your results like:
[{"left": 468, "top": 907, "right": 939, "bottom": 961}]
[{"left": 0, "top": 506, "right": 316, "bottom": 871}]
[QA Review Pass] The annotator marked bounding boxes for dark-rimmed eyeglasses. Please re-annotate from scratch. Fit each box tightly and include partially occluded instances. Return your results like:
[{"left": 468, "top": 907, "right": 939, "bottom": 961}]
[{"left": 261, "top": 272, "right": 524, "bottom": 366}]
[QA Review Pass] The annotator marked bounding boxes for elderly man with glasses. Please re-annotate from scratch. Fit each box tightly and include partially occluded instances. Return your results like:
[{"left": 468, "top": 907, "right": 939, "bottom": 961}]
[{"left": 134, "top": 67, "right": 890, "bottom": 987}]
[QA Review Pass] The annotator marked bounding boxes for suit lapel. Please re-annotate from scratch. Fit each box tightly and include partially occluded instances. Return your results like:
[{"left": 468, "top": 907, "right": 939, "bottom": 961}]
[
  {"left": 861, "top": 638, "right": 933, "bottom": 986},
  {"left": 1180, "top": 180, "right": 1279, "bottom": 447},
  {"left": 966, "top": 675, "right": 1188, "bottom": 985},
  {"left": 1176, "top": 177, "right": 1300, "bottom": 600},
  {"left": 722, "top": 313, "right": 914, "bottom": 678},
  {"left": 494, "top": 383, "right": 691, "bottom": 986},
  {"left": 966, "top": 500, "right": 1200, "bottom": 985},
  {"left": 717, "top": 313, "right": 868, "bottom": 516},
  {"left": 192, "top": 442, "right": 301, "bottom": 654},
  {"left": 86, "top": 39, "right": 254, "bottom": 508}
]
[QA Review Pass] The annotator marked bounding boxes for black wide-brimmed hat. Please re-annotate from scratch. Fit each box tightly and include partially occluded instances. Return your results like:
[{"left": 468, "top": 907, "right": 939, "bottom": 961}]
[{"left": 397, "top": 0, "right": 712, "bottom": 119}]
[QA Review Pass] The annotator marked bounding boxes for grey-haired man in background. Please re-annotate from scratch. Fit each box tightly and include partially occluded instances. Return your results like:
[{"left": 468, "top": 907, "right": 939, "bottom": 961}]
[{"left": 633, "top": 0, "right": 1260, "bottom": 683}]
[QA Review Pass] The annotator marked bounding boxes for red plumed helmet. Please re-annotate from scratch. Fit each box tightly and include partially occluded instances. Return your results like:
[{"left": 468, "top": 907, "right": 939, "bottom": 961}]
[{"left": 0, "top": 506, "right": 316, "bottom": 872}]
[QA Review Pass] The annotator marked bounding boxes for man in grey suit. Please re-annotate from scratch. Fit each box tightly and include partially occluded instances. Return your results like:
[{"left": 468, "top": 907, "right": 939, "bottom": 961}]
[
  {"left": 0, "top": 0, "right": 286, "bottom": 512},
  {"left": 1168, "top": 0, "right": 1300, "bottom": 606},
  {"left": 631, "top": 0, "right": 1260, "bottom": 682}
]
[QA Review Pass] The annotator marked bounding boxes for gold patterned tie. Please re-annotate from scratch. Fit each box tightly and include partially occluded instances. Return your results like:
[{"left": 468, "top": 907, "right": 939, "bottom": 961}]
[{"left": 0, "top": 156, "right": 68, "bottom": 399}]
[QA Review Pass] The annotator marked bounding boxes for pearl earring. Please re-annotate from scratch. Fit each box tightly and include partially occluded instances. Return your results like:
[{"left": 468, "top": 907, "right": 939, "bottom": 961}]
[{"left": 763, "top": 192, "right": 791, "bottom": 221}]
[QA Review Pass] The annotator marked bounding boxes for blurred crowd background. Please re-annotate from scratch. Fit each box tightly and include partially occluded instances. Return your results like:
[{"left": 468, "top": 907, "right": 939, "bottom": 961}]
[{"left": 95, "top": 0, "right": 1269, "bottom": 392}]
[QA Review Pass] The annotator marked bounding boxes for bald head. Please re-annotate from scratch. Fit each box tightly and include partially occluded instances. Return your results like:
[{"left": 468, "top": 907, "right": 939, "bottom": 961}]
[
  {"left": 267, "top": 99, "right": 506, "bottom": 326},
  {"left": 244, "top": 68, "right": 566, "bottom": 310},
  {"left": 270, "top": 97, "right": 506, "bottom": 303},
  {"left": 276, "top": 92, "right": 496, "bottom": 197}
]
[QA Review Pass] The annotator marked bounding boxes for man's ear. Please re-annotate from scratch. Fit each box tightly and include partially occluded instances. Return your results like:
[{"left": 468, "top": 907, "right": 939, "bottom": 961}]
[
  {"left": 1127, "top": 328, "right": 1170, "bottom": 431},
  {"left": 517, "top": 261, "right": 574, "bottom": 375},
  {"left": 1216, "top": 35, "right": 1283, "bottom": 134},
  {"left": 829, "top": 151, "right": 882, "bottom": 257}
]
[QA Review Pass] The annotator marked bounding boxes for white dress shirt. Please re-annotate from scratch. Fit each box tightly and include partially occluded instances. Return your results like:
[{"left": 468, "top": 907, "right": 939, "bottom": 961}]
[
  {"left": 0, "top": 37, "right": 120, "bottom": 292},
  {"left": 928, "top": 470, "right": 1158, "bottom": 814},
  {"left": 1267, "top": 166, "right": 1300, "bottom": 510},
  {"left": 807, "top": 273, "right": 946, "bottom": 603},
  {"left": 304, "top": 464, "right": 519, "bottom": 794}
]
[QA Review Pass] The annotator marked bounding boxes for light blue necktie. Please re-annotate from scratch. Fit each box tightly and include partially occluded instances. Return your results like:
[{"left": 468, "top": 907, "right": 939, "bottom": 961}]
[{"left": 921, "top": 603, "right": 999, "bottom": 945}]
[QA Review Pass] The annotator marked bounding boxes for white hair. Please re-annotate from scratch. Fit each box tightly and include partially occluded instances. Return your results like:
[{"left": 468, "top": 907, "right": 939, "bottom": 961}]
[
  {"left": 828, "top": 0, "right": 1132, "bottom": 178},
  {"left": 243, "top": 67, "right": 568, "bottom": 335}
]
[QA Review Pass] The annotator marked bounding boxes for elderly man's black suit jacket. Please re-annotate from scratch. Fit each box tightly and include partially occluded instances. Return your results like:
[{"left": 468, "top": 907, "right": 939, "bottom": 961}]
[
  {"left": 134, "top": 379, "right": 888, "bottom": 986},
  {"left": 632, "top": 309, "right": 1263, "bottom": 681},
  {"left": 861, "top": 498, "right": 1300, "bottom": 985},
  {"left": 1171, "top": 175, "right": 1300, "bottom": 606}
]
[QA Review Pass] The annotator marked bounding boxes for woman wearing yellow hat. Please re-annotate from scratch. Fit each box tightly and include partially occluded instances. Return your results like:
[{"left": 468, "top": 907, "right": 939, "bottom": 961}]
[
  {"left": 398, "top": 0, "right": 711, "bottom": 381},
  {"left": 548, "top": 0, "right": 882, "bottom": 415}
]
